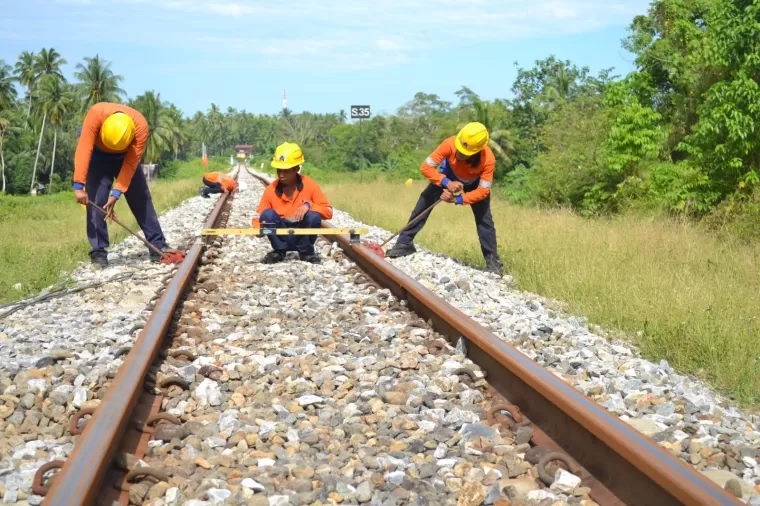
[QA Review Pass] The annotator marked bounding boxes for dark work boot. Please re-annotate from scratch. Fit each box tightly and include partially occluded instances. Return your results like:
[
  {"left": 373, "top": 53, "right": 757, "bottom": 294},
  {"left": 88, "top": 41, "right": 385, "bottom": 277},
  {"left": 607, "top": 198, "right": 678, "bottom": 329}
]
[
  {"left": 90, "top": 252, "right": 108, "bottom": 268},
  {"left": 299, "top": 252, "right": 321, "bottom": 264},
  {"left": 484, "top": 254, "right": 504, "bottom": 276},
  {"left": 200, "top": 187, "right": 210, "bottom": 198},
  {"left": 386, "top": 242, "right": 417, "bottom": 259},
  {"left": 262, "top": 251, "right": 286, "bottom": 264}
]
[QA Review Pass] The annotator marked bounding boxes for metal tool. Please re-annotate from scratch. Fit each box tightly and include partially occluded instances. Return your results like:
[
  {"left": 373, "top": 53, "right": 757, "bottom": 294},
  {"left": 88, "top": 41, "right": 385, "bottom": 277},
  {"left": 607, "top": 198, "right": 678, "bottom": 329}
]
[
  {"left": 201, "top": 227, "right": 369, "bottom": 244},
  {"left": 87, "top": 200, "right": 186, "bottom": 265},
  {"left": 363, "top": 188, "right": 461, "bottom": 258}
]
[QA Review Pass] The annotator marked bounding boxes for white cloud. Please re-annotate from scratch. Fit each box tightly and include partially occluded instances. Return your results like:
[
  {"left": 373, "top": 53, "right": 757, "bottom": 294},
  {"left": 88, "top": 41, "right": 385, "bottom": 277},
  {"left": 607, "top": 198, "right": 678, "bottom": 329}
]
[{"left": 31, "top": 0, "right": 652, "bottom": 70}]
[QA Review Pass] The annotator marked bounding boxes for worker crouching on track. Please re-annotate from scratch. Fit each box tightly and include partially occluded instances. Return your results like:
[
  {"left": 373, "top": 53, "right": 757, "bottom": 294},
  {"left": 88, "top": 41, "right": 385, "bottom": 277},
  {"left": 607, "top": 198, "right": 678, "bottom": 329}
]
[
  {"left": 386, "top": 122, "right": 504, "bottom": 275},
  {"left": 252, "top": 142, "right": 333, "bottom": 265},
  {"left": 73, "top": 103, "right": 173, "bottom": 267},
  {"left": 200, "top": 171, "right": 238, "bottom": 198}
]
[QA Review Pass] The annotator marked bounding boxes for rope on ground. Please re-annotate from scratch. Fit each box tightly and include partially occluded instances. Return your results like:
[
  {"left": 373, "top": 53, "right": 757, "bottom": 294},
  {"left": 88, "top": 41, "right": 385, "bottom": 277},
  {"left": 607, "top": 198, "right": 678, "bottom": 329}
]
[{"left": 0, "top": 272, "right": 136, "bottom": 321}]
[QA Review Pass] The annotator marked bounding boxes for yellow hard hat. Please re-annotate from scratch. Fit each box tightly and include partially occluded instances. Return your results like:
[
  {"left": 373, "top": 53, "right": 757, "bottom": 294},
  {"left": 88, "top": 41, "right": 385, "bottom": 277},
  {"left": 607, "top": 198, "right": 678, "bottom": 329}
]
[
  {"left": 271, "top": 142, "right": 304, "bottom": 169},
  {"left": 455, "top": 122, "right": 489, "bottom": 156},
  {"left": 100, "top": 112, "right": 135, "bottom": 151}
]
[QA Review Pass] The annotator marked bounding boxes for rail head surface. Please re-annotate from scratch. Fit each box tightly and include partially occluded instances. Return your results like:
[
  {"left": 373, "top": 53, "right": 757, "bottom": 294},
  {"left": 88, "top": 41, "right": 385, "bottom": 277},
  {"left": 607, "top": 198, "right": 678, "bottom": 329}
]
[
  {"left": 41, "top": 174, "right": 236, "bottom": 506},
  {"left": 249, "top": 167, "right": 742, "bottom": 506}
]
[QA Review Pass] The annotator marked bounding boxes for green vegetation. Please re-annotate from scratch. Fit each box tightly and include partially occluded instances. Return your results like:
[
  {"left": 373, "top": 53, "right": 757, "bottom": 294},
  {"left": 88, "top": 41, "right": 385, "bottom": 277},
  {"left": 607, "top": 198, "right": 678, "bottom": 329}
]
[
  {"left": 325, "top": 181, "right": 760, "bottom": 406},
  {"left": 0, "top": 157, "right": 227, "bottom": 304}
]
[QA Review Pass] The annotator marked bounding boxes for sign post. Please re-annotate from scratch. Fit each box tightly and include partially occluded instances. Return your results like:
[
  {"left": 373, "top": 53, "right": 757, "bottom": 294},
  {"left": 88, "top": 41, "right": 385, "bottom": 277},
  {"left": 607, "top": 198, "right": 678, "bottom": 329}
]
[{"left": 350, "top": 105, "right": 371, "bottom": 183}]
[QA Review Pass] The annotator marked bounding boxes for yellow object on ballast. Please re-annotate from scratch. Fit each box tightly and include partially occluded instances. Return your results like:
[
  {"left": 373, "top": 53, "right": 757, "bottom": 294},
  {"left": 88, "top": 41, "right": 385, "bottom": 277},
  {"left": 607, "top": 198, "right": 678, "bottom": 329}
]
[
  {"left": 405, "top": 179, "right": 413, "bottom": 187},
  {"left": 201, "top": 228, "right": 369, "bottom": 236}
]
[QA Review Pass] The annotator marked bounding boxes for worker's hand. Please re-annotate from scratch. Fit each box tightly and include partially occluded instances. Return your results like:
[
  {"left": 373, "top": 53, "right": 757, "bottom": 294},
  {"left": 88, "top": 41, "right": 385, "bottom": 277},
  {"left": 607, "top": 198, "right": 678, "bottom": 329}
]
[
  {"left": 74, "top": 189, "right": 88, "bottom": 205},
  {"left": 292, "top": 204, "right": 309, "bottom": 222},
  {"left": 103, "top": 196, "right": 118, "bottom": 222},
  {"left": 446, "top": 181, "right": 464, "bottom": 194},
  {"left": 441, "top": 190, "right": 457, "bottom": 203}
]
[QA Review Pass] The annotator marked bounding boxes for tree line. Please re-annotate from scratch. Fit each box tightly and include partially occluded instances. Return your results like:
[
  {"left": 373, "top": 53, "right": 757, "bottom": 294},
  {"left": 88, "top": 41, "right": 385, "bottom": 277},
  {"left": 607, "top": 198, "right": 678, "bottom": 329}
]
[{"left": 1, "top": 0, "right": 758, "bottom": 235}]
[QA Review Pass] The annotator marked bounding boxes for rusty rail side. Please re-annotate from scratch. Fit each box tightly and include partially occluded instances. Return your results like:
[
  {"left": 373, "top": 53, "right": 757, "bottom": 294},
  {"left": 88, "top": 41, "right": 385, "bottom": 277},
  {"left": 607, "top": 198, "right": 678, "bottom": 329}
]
[
  {"left": 248, "top": 167, "right": 741, "bottom": 506},
  {"left": 41, "top": 187, "right": 234, "bottom": 506}
]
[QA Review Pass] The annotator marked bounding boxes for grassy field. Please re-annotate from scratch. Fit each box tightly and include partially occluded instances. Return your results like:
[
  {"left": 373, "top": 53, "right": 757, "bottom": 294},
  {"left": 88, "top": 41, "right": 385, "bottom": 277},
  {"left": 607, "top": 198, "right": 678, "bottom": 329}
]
[
  {"left": 0, "top": 158, "right": 230, "bottom": 304},
  {"left": 324, "top": 180, "right": 760, "bottom": 407}
]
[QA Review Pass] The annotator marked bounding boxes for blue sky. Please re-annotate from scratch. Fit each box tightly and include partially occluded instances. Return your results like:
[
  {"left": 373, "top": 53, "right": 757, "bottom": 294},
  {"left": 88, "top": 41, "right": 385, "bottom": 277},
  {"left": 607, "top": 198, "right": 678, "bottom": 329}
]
[{"left": 1, "top": 0, "right": 652, "bottom": 118}]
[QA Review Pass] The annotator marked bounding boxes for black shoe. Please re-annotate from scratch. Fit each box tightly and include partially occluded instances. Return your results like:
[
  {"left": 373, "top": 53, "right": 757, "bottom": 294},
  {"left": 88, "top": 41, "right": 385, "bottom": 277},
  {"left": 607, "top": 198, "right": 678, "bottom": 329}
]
[
  {"left": 199, "top": 187, "right": 210, "bottom": 198},
  {"left": 485, "top": 254, "right": 504, "bottom": 275},
  {"left": 299, "top": 252, "right": 321, "bottom": 264},
  {"left": 386, "top": 242, "right": 417, "bottom": 258},
  {"left": 262, "top": 251, "right": 286, "bottom": 264},
  {"left": 90, "top": 253, "right": 108, "bottom": 268}
]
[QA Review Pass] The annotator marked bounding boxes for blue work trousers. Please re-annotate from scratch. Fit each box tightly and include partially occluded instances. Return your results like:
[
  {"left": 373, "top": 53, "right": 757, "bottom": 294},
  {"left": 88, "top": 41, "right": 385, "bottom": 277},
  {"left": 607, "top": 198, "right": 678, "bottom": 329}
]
[
  {"left": 86, "top": 157, "right": 168, "bottom": 257},
  {"left": 259, "top": 208, "right": 322, "bottom": 256}
]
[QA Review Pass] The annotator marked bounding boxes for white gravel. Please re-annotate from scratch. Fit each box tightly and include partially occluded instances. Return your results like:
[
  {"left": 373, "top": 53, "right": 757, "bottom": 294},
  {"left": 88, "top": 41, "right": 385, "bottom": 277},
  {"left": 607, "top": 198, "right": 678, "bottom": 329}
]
[
  {"left": 1, "top": 163, "right": 759, "bottom": 505},
  {"left": 0, "top": 168, "right": 238, "bottom": 505},
  {"left": 261, "top": 166, "right": 760, "bottom": 503},
  {"left": 136, "top": 169, "right": 584, "bottom": 506}
]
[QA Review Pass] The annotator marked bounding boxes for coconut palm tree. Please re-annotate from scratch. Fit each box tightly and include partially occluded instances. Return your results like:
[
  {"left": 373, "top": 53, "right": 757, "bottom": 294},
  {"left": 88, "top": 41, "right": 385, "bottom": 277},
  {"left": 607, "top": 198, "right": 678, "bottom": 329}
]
[
  {"left": 534, "top": 66, "right": 573, "bottom": 113},
  {"left": 0, "top": 60, "right": 16, "bottom": 111},
  {"left": 130, "top": 91, "right": 174, "bottom": 163},
  {"left": 34, "top": 48, "right": 67, "bottom": 82},
  {"left": 74, "top": 55, "right": 126, "bottom": 110},
  {"left": 458, "top": 99, "right": 516, "bottom": 165},
  {"left": 166, "top": 105, "right": 187, "bottom": 160},
  {"left": 0, "top": 110, "right": 13, "bottom": 194},
  {"left": 41, "top": 79, "right": 76, "bottom": 184},
  {"left": 14, "top": 51, "right": 37, "bottom": 125},
  {"left": 29, "top": 75, "right": 74, "bottom": 192}
]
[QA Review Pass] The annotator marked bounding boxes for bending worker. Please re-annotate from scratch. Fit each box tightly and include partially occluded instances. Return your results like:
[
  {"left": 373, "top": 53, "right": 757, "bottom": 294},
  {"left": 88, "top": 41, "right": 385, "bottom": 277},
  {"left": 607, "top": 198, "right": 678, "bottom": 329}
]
[
  {"left": 200, "top": 171, "right": 238, "bottom": 198},
  {"left": 386, "top": 122, "right": 504, "bottom": 275},
  {"left": 252, "top": 142, "right": 333, "bottom": 264},
  {"left": 73, "top": 102, "right": 173, "bottom": 267}
]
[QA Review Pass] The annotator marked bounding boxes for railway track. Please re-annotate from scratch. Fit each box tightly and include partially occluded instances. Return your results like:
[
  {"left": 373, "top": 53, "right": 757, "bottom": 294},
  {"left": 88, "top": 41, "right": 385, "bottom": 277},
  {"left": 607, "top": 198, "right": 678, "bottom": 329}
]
[{"left": 27, "top": 167, "right": 746, "bottom": 505}]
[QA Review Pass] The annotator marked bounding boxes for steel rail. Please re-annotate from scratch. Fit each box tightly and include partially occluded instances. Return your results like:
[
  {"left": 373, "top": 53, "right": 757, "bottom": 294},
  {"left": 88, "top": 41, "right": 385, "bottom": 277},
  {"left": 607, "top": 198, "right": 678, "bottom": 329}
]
[
  {"left": 250, "top": 167, "right": 742, "bottom": 506},
  {"left": 41, "top": 178, "right": 236, "bottom": 506}
]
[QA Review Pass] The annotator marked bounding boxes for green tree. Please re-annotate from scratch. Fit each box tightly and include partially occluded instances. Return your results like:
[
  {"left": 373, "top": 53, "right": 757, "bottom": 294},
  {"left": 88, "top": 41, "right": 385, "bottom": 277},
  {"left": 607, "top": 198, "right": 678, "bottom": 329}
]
[
  {"left": 678, "top": 0, "right": 760, "bottom": 201},
  {"left": 40, "top": 79, "right": 77, "bottom": 184},
  {"left": 623, "top": 0, "right": 715, "bottom": 158},
  {"left": 34, "top": 48, "right": 67, "bottom": 81},
  {"left": 14, "top": 51, "right": 37, "bottom": 125},
  {"left": 130, "top": 91, "right": 175, "bottom": 163},
  {"left": 29, "top": 74, "right": 69, "bottom": 192},
  {"left": 0, "top": 60, "right": 16, "bottom": 111},
  {"left": 74, "top": 55, "right": 126, "bottom": 110},
  {"left": 0, "top": 110, "right": 13, "bottom": 193}
]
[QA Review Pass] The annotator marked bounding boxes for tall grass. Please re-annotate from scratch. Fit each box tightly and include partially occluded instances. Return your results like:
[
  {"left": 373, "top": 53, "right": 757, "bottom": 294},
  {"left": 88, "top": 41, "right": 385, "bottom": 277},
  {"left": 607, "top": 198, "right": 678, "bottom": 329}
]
[
  {"left": 0, "top": 158, "right": 229, "bottom": 303},
  {"left": 324, "top": 181, "right": 760, "bottom": 406}
]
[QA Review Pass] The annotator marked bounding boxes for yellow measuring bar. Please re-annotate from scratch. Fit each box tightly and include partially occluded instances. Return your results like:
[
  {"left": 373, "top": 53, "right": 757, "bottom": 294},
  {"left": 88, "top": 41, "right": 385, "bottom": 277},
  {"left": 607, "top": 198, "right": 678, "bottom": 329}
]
[{"left": 201, "top": 228, "right": 369, "bottom": 236}]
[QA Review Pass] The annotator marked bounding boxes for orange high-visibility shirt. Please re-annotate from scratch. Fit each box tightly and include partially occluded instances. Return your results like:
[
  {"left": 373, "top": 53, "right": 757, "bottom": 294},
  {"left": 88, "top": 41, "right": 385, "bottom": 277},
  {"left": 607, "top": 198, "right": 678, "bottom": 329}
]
[
  {"left": 420, "top": 136, "right": 495, "bottom": 205},
  {"left": 252, "top": 174, "right": 333, "bottom": 228},
  {"left": 73, "top": 102, "right": 149, "bottom": 194},
  {"left": 204, "top": 171, "right": 238, "bottom": 192}
]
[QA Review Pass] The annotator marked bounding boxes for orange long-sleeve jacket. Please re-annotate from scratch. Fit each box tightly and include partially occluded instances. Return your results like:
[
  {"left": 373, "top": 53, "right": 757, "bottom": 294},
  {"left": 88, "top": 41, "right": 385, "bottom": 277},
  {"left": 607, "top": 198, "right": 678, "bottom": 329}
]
[
  {"left": 420, "top": 136, "right": 496, "bottom": 205},
  {"left": 203, "top": 171, "right": 238, "bottom": 192},
  {"left": 73, "top": 103, "right": 149, "bottom": 196},
  {"left": 252, "top": 174, "right": 333, "bottom": 228}
]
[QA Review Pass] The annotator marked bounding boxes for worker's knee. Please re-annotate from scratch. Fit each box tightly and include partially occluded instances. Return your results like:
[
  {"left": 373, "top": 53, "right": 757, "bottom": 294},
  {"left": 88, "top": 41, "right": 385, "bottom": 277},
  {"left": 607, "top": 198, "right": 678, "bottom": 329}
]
[
  {"left": 260, "top": 208, "right": 280, "bottom": 224},
  {"left": 302, "top": 211, "right": 322, "bottom": 227}
]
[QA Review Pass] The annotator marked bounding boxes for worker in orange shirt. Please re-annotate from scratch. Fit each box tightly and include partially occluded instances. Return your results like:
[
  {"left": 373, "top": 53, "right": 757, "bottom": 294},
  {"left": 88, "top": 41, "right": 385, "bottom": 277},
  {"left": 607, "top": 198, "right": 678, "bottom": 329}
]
[
  {"left": 252, "top": 142, "right": 333, "bottom": 264},
  {"left": 73, "top": 103, "right": 172, "bottom": 267},
  {"left": 386, "top": 122, "right": 504, "bottom": 275},
  {"left": 200, "top": 171, "right": 238, "bottom": 198}
]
